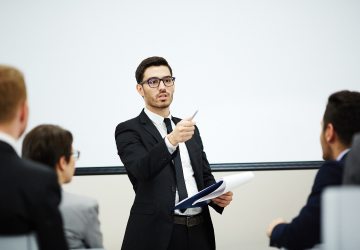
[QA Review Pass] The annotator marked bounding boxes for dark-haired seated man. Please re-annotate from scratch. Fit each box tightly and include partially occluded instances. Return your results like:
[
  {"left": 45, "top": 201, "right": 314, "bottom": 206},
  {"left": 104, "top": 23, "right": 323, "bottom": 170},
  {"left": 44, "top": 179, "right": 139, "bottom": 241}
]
[
  {"left": 0, "top": 65, "right": 68, "bottom": 250},
  {"left": 267, "top": 90, "right": 360, "bottom": 249},
  {"left": 22, "top": 125, "right": 103, "bottom": 249}
]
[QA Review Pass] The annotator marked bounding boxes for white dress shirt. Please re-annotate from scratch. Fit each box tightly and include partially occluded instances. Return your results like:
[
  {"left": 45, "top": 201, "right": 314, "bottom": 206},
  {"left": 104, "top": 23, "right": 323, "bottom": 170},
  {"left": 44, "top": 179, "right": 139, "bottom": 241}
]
[
  {"left": 144, "top": 108, "right": 202, "bottom": 216},
  {"left": 337, "top": 148, "right": 350, "bottom": 161},
  {"left": 0, "top": 131, "right": 19, "bottom": 155}
]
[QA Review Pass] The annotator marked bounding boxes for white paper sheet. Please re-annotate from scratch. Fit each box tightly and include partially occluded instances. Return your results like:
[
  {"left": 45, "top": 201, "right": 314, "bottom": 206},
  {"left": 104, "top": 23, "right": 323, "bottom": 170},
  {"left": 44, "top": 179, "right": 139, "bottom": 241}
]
[{"left": 193, "top": 172, "right": 254, "bottom": 204}]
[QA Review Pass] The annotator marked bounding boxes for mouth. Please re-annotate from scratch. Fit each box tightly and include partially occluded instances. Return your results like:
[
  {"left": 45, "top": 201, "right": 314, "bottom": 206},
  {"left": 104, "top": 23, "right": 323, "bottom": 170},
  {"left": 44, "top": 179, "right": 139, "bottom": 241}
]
[{"left": 157, "top": 93, "right": 168, "bottom": 100}]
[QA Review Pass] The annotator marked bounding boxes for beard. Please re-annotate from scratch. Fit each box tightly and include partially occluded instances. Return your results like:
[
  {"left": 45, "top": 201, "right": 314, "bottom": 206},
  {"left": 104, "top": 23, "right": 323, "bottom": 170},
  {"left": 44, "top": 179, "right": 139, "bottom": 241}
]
[
  {"left": 322, "top": 146, "right": 332, "bottom": 161},
  {"left": 143, "top": 89, "right": 173, "bottom": 109},
  {"left": 320, "top": 130, "right": 333, "bottom": 160}
]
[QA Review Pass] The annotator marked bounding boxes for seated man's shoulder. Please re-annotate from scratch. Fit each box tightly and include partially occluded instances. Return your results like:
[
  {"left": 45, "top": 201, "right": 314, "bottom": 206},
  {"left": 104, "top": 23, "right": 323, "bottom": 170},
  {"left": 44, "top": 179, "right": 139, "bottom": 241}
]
[
  {"left": 319, "top": 160, "right": 344, "bottom": 175},
  {"left": 314, "top": 160, "right": 344, "bottom": 188},
  {"left": 61, "top": 192, "right": 98, "bottom": 212},
  {"left": 20, "top": 158, "right": 58, "bottom": 179}
]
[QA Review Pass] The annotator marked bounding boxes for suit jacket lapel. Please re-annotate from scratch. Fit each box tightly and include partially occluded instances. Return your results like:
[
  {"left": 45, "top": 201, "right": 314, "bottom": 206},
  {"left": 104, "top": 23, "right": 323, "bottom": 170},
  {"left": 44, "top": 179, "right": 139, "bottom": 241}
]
[{"left": 139, "top": 109, "right": 163, "bottom": 143}]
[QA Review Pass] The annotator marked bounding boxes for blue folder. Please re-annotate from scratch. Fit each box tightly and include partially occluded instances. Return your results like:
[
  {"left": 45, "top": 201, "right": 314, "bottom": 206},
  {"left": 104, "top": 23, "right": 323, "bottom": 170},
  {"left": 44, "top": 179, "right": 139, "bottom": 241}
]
[{"left": 170, "top": 180, "right": 224, "bottom": 210}]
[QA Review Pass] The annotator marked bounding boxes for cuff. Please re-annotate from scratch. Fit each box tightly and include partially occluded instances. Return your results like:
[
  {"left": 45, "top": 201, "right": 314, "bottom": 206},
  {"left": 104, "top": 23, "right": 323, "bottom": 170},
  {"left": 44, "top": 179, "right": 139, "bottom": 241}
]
[
  {"left": 165, "top": 136, "right": 177, "bottom": 154},
  {"left": 270, "top": 223, "right": 287, "bottom": 248}
]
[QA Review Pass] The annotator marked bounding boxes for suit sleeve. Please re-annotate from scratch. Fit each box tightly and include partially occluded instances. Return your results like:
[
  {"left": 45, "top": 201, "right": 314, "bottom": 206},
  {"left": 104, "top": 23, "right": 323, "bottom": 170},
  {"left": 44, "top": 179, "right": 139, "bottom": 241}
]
[
  {"left": 270, "top": 161, "right": 343, "bottom": 249},
  {"left": 35, "top": 171, "right": 68, "bottom": 250},
  {"left": 83, "top": 201, "right": 103, "bottom": 248},
  {"left": 195, "top": 126, "right": 224, "bottom": 214},
  {"left": 115, "top": 122, "right": 173, "bottom": 181}
]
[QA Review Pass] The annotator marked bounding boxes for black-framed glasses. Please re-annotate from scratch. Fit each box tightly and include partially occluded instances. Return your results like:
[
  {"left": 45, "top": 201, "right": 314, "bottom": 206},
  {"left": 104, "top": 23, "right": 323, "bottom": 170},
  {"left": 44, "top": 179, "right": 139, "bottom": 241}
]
[
  {"left": 139, "top": 76, "right": 175, "bottom": 88},
  {"left": 71, "top": 150, "right": 80, "bottom": 161}
]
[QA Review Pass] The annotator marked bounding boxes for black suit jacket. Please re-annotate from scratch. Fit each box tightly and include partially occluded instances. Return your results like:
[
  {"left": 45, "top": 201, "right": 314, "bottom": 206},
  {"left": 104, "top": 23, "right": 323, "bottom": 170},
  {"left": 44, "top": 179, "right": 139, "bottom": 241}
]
[
  {"left": 270, "top": 155, "right": 347, "bottom": 250},
  {"left": 115, "top": 110, "right": 223, "bottom": 250},
  {"left": 0, "top": 141, "right": 68, "bottom": 250}
]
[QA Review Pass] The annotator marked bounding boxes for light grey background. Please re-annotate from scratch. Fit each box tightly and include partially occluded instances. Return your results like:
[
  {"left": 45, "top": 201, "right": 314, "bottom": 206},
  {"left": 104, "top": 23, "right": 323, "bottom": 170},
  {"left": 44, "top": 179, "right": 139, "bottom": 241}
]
[{"left": 1, "top": 0, "right": 359, "bottom": 167}]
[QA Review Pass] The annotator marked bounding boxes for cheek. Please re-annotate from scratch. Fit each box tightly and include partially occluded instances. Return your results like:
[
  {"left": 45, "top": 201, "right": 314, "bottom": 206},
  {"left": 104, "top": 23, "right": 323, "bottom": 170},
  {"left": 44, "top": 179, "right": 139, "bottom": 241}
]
[
  {"left": 168, "top": 87, "right": 175, "bottom": 97},
  {"left": 71, "top": 158, "right": 76, "bottom": 169},
  {"left": 320, "top": 132, "right": 325, "bottom": 144},
  {"left": 143, "top": 88, "right": 155, "bottom": 98}
]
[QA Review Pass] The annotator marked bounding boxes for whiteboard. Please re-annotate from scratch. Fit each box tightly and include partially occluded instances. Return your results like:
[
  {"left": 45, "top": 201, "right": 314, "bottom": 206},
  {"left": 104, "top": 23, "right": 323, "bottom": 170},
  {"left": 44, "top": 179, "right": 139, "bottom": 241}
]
[{"left": 1, "top": 0, "right": 359, "bottom": 167}]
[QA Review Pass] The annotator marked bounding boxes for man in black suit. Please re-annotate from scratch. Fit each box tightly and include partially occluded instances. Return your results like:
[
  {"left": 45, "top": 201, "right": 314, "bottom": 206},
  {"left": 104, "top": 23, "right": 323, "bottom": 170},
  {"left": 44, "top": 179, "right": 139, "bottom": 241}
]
[
  {"left": 266, "top": 90, "right": 360, "bottom": 249},
  {"left": 0, "top": 65, "right": 68, "bottom": 250},
  {"left": 115, "top": 56, "right": 233, "bottom": 250}
]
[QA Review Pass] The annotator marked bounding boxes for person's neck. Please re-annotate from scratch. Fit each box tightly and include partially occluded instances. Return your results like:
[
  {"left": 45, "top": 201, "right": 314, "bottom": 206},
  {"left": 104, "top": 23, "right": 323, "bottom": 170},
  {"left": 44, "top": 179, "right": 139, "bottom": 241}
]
[
  {"left": 0, "top": 123, "right": 19, "bottom": 140},
  {"left": 56, "top": 168, "right": 65, "bottom": 186},
  {"left": 331, "top": 142, "right": 349, "bottom": 160},
  {"left": 145, "top": 105, "right": 170, "bottom": 118}
]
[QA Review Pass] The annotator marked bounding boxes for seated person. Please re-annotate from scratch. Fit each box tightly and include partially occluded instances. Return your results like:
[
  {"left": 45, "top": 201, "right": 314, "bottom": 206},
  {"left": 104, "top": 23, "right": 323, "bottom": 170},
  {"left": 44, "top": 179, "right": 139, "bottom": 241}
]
[
  {"left": 0, "top": 65, "right": 68, "bottom": 250},
  {"left": 22, "top": 125, "right": 103, "bottom": 249},
  {"left": 266, "top": 90, "right": 360, "bottom": 249},
  {"left": 343, "top": 133, "right": 360, "bottom": 185}
]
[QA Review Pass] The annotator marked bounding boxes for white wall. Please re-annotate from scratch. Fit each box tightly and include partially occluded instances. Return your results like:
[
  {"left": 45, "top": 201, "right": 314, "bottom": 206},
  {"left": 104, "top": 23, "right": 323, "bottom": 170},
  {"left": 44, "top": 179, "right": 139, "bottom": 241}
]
[
  {"left": 63, "top": 170, "right": 318, "bottom": 250},
  {"left": 1, "top": 0, "right": 360, "bottom": 166}
]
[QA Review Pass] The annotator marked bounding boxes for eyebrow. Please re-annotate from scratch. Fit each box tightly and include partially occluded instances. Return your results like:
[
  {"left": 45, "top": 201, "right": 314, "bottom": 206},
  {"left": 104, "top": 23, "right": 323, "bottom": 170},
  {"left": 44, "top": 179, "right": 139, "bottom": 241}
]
[{"left": 148, "top": 76, "right": 172, "bottom": 80}]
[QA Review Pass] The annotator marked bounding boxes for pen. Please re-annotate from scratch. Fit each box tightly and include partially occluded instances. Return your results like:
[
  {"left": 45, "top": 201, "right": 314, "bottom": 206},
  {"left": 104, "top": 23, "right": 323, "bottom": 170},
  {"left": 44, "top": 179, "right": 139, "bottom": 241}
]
[{"left": 190, "top": 110, "right": 198, "bottom": 121}]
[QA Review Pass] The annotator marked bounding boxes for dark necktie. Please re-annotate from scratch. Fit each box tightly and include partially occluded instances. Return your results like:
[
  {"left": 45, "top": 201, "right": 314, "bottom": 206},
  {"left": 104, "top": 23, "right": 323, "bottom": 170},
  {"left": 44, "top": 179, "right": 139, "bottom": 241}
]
[{"left": 164, "top": 118, "right": 188, "bottom": 212}]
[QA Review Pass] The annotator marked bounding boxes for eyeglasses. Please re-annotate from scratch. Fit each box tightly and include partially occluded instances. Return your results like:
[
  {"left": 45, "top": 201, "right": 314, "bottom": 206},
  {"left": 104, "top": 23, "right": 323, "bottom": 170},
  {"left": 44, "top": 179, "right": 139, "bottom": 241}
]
[
  {"left": 71, "top": 150, "right": 80, "bottom": 160},
  {"left": 139, "top": 76, "right": 175, "bottom": 88}
]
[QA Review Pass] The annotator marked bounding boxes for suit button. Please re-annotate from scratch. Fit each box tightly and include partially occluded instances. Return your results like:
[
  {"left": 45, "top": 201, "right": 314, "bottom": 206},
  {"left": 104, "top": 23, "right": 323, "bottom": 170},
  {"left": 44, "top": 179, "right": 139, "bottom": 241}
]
[{"left": 171, "top": 187, "right": 176, "bottom": 192}]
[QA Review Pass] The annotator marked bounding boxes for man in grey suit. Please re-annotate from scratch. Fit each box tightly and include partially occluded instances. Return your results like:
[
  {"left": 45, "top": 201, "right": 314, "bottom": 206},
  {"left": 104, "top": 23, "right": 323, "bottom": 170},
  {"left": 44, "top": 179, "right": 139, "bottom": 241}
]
[
  {"left": 60, "top": 190, "right": 103, "bottom": 249},
  {"left": 22, "top": 125, "right": 103, "bottom": 249}
]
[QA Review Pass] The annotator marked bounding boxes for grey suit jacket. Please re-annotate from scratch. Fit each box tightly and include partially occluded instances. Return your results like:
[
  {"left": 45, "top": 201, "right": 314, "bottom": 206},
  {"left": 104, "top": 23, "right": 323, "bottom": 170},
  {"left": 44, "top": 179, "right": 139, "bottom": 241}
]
[
  {"left": 343, "top": 133, "right": 360, "bottom": 185},
  {"left": 59, "top": 190, "right": 103, "bottom": 249}
]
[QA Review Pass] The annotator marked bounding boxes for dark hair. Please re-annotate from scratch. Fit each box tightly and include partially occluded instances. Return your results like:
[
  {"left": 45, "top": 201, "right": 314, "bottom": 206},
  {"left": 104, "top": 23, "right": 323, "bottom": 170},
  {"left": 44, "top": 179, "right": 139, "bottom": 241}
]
[
  {"left": 135, "top": 56, "right": 172, "bottom": 84},
  {"left": 22, "top": 125, "right": 73, "bottom": 169},
  {"left": 323, "top": 90, "right": 360, "bottom": 146}
]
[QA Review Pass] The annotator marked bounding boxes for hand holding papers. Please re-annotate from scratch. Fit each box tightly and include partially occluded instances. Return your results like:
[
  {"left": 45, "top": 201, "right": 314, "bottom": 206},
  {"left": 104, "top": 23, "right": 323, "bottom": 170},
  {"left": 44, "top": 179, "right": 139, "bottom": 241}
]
[{"left": 171, "top": 172, "right": 254, "bottom": 210}]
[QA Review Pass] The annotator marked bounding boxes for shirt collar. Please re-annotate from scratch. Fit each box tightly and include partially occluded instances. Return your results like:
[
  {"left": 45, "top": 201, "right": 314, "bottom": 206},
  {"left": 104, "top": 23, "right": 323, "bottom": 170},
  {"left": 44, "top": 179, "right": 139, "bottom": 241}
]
[
  {"left": 0, "top": 131, "right": 18, "bottom": 154},
  {"left": 337, "top": 148, "right": 350, "bottom": 161},
  {"left": 144, "top": 107, "right": 172, "bottom": 126}
]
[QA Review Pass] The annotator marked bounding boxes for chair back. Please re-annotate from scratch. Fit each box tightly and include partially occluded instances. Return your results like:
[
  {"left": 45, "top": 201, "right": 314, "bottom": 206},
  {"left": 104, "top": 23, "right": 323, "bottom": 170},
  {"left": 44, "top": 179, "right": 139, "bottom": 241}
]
[
  {"left": 0, "top": 232, "right": 38, "bottom": 250},
  {"left": 322, "top": 186, "right": 360, "bottom": 250},
  {"left": 343, "top": 133, "right": 360, "bottom": 185}
]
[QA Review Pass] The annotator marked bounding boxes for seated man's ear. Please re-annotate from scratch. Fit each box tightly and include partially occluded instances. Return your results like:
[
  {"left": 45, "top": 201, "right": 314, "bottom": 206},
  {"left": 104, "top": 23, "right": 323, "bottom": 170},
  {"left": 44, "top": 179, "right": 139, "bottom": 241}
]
[
  {"left": 57, "top": 156, "right": 68, "bottom": 172},
  {"left": 325, "top": 123, "right": 336, "bottom": 143}
]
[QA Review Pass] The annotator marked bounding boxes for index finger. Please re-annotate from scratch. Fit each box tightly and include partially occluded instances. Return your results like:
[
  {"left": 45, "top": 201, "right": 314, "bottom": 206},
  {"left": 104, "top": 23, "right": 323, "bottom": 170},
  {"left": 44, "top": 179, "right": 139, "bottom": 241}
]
[{"left": 182, "top": 118, "right": 196, "bottom": 126}]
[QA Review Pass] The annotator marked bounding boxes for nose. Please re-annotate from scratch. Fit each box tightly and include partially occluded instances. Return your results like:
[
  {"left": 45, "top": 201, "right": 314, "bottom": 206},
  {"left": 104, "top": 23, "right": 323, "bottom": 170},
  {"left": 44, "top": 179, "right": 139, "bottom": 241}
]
[{"left": 158, "top": 79, "right": 167, "bottom": 90}]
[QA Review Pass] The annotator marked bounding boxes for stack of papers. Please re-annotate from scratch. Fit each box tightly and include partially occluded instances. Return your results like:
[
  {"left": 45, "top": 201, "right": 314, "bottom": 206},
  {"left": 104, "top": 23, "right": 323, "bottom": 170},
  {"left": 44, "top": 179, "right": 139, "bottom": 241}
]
[{"left": 171, "top": 172, "right": 254, "bottom": 210}]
